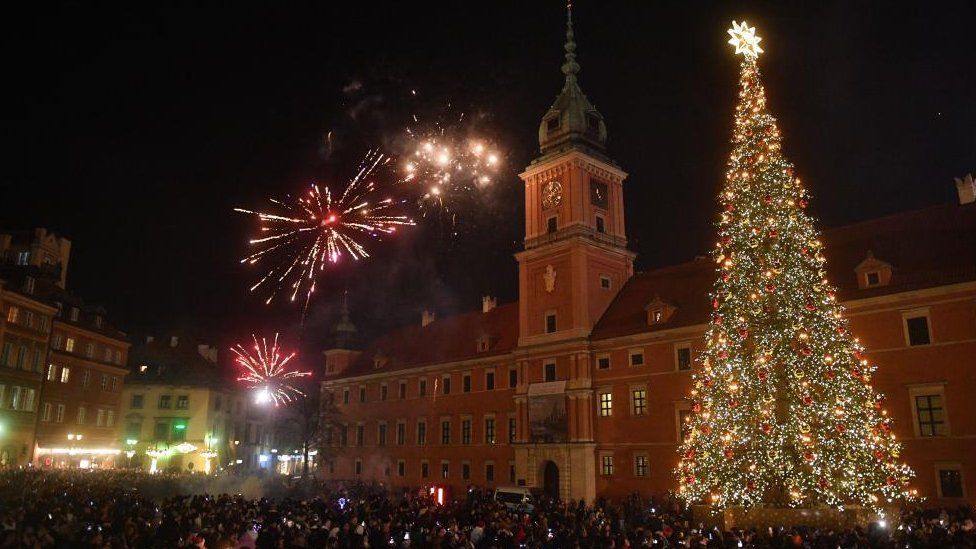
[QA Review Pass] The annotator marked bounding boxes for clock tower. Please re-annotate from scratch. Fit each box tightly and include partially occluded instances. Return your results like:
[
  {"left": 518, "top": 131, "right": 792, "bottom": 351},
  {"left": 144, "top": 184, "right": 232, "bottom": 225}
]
[{"left": 516, "top": 4, "right": 634, "bottom": 347}]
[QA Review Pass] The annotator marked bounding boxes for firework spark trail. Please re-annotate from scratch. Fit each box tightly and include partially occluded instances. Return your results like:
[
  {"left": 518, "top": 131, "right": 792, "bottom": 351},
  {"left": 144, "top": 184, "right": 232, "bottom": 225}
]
[
  {"left": 235, "top": 150, "right": 415, "bottom": 314},
  {"left": 231, "top": 333, "right": 312, "bottom": 407},
  {"left": 400, "top": 111, "right": 501, "bottom": 214}
]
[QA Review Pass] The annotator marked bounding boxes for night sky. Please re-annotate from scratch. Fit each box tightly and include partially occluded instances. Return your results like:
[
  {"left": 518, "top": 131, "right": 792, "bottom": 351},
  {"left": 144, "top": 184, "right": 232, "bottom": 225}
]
[{"left": 5, "top": 2, "right": 974, "bottom": 354}]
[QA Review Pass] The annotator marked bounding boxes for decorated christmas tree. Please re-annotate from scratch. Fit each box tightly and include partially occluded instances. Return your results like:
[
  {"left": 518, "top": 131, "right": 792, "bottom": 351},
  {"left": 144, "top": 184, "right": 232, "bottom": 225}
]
[{"left": 675, "top": 21, "right": 916, "bottom": 512}]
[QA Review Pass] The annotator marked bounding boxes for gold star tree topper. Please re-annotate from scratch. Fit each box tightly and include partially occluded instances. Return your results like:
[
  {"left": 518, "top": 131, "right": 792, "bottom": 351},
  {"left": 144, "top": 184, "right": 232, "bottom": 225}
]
[{"left": 727, "top": 20, "right": 764, "bottom": 58}]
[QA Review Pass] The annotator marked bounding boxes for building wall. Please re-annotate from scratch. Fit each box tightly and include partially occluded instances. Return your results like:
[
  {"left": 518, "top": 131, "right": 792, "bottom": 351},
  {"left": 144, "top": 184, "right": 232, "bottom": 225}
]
[
  {"left": 320, "top": 283, "right": 976, "bottom": 506},
  {"left": 0, "top": 287, "right": 56, "bottom": 466},
  {"left": 34, "top": 320, "right": 129, "bottom": 468}
]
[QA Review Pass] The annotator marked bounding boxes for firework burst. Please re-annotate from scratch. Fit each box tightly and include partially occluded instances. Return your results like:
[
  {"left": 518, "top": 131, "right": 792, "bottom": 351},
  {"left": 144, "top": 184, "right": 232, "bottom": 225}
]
[
  {"left": 235, "top": 150, "right": 415, "bottom": 313},
  {"left": 231, "top": 333, "right": 311, "bottom": 406},
  {"left": 401, "top": 111, "right": 502, "bottom": 214}
]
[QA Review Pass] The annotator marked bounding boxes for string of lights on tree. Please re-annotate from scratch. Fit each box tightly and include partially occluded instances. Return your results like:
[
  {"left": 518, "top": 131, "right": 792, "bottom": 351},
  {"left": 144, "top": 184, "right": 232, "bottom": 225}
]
[{"left": 675, "top": 21, "right": 916, "bottom": 514}]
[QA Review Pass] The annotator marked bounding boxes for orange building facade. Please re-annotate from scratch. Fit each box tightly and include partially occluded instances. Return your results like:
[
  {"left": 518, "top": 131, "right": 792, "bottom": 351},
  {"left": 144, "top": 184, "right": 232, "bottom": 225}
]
[{"left": 320, "top": 15, "right": 975, "bottom": 505}]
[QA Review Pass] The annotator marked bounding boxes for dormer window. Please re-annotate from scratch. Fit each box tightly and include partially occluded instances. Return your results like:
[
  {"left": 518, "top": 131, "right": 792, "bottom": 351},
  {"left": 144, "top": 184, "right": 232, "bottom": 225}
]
[
  {"left": 854, "top": 251, "right": 892, "bottom": 290},
  {"left": 373, "top": 354, "right": 387, "bottom": 369},
  {"left": 476, "top": 334, "right": 493, "bottom": 353},
  {"left": 546, "top": 116, "right": 560, "bottom": 131},
  {"left": 644, "top": 296, "right": 677, "bottom": 326}
]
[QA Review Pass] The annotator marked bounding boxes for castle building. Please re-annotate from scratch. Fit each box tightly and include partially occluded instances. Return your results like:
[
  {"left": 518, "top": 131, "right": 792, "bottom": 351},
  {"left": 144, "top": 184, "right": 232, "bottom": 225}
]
[{"left": 319, "top": 10, "right": 975, "bottom": 504}]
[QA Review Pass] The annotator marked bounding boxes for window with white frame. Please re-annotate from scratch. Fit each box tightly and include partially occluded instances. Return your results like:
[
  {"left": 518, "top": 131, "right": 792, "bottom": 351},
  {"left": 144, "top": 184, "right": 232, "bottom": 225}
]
[
  {"left": 902, "top": 309, "right": 931, "bottom": 346},
  {"left": 675, "top": 343, "right": 693, "bottom": 371},
  {"left": 596, "top": 354, "right": 610, "bottom": 370},
  {"left": 631, "top": 387, "right": 647, "bottom": 416},
  {"left": 909, "top": 384, "right": 948, "bottom": 437},
  {"left": 629, "top": 349, "right": 644, "bottom": 367},
  {"left": 599, "top": 391, "right": 613, "bottom": 417},
  {"left": 600, "top": 453, "right": 614, "bottom": 476},
  {"left": 634, "top": 454, "right": 649, "bottom": 477}
]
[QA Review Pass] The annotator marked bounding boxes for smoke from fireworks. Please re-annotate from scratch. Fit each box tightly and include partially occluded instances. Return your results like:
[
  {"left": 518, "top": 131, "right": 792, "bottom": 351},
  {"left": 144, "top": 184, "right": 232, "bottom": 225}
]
[
  {"left": 231, "top": 333, "right": 311, "bottom": 407},
  {"left": 401, "top": 110, "right": 502, "bottom": 214},
  {"left": 235, "top": 150, "right": 415, "bottom": 313}
]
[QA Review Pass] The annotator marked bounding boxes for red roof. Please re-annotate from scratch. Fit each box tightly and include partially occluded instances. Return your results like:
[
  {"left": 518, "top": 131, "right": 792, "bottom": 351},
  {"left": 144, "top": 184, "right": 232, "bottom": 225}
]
[
  {"left": 592, "top": 201, "right": 975, "bottom": 340},
  {"left": 332, "top": 202, "right": 974, "bottom": 378},
  {"left": 342, "top": 302, "right": 520, "bottom": 377}
]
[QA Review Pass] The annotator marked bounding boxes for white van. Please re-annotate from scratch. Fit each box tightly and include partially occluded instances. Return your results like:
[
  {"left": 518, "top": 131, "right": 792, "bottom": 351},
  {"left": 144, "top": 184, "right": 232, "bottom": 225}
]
[{"left": 494, "top": 486, "right": 535, "bottom": 512}]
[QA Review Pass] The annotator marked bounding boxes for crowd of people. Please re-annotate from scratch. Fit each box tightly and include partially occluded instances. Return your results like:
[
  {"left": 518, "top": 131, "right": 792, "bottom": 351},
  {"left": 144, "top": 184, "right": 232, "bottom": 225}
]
[{"left": 0, "top": 469, "right": 973, "bottom": 548}]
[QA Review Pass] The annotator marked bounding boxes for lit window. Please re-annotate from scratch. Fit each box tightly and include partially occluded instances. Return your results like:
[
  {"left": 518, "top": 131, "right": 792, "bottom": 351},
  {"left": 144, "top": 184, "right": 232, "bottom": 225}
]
[
  {"left": 635, "top": 455, "right": 649, "bottom": 477},
  {"left": 176, "top": 395, "right": 189, "bottom": 409},
  {"left": 632, "top": 388, "right": 647, "bottom": 416},
  {"left": 16, "top": 251, "right": 30, "bottom": 265},
  {"left": 60, "top": 367, "right": 71, "bottom": 384},
  {"left": 96, "top": 408, "right": 105, "bottom": 427},
  {"left": 6, "top": 306, "right": 19, "bottom": 323},
  {"left": 441, "top": 461, "right": 449, "bottom": 479},
  {"left": 65, "top": 338, "right": 75, "bottom": 352},
  {"left": 485, "top": 417, "right": 496, "bottom": 444},
  {"left": 599, "top": 392, "right": 613, "bottom": 417},
  {"left": 601, "top": 454, "right": 614, "bottom": 476}
]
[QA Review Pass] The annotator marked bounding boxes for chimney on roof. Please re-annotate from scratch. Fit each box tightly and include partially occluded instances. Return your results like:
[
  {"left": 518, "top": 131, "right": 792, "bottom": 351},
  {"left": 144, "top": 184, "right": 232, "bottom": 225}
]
[
  {"left": 421, "top": 309, "right": 436, "bottom": 327},
  {"left": 955, "top": 173, "right": 975, "bottom": 205},
  {"left": 146, "top": 336, "right": 154, "bottom": 344},
  {"left": 197, "top": 344, "right": 218, "bottom": 363},
  {"left": 169, "top": 336, "right": 179, "bottom": 348},
  {"left": 482, "top": 295, "right": 497, "bottom": 313}
]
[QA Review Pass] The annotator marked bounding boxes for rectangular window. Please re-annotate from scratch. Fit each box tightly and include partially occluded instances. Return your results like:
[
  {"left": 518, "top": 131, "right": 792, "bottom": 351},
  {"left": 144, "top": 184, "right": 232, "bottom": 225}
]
[
  {"left": 131, "top": 394, "right": 144, "bottom": 409},
  {"left": 6, "top": 306, "right": 18, "bottom": 323},
  {"left": 461, "top": 418, "right": 472, "bottom": 444},
  {"left": 397, "top": 460, "right": 405, "bottom": 477},
  {"left": 399, "top": 381, "right": 407, "bottom": 399},
  {"left": 509, "top": 368, "right": 518, "bottom": 388},
  {"left": 342, "top": 388, "right": 350, "bottom": 404},
  {"left": 96, "top": 408, "right": 106, "bottom": 427},
  {"left": 172, "top": 422, "right": 187, "bottom": 441},
  {"left": 158, "top": 395, "right": 172, "bottom": 409},
  {"left": 70, "top": 308, "right": 79, "bottom": 322},
  {"left": 77, "top": 406, "right": 87, "bottom": 424},
  {"left": 485, "top": 417, "right": 496, "bottom": 444},
  {"left": 355, "top": 459, "right": 363, "bottom": 475},
  {"left": 60, "top": 367, "right": 71, "bottom": 383},
  {"left": 100, "top": 374, "right": 108, "bottom": 390},
  {"left": 340, "top": 426, "right": 348, "bottom": 446},
  {"left": 442, "top": 376, "right": 451, "bottom": 395},
  {"left": 419, "top": 379, "right": 427, "bottom": 397},
  {"left": 8, "top": 387, "right": 21, "bottom": 410},
  {"left": 509, "top": 417, "right": 516, "bottom": 444},
  {"left": 23, "top": 389, "right": 35, "bottom": 411},
  {"left": 154, "top": 421, "right": 169, "bottom": 440},
  {"left": 417, "top": 421, "right": 427, "bottom": 446},
  {"left": 41, "top": 402, "right": 52, "bottom": 422},
  {"left": 544, "top": 362, "right": 557, "bottom": 382},
  {"left": 547, "top": 216, "right": 557, "bottom": 233},
  {"left": 51, "top": 333, "right": 62, "bottom": 349},
  {"left": 510, "top": 462, "right": 516, "bottom": 483},
  {"left": 635, "top": 455, "right": 649, "bottom": 477},
  {"left": 359, "top": 386, "right": 366, "bottom": 402},
  {"left": 441, "top": 462, "right": 449, "bottom": 479},
  {"left": 45, "top": 363, "right": 56, "bottom": 381},
  {"left": 595, "top": 215, "right": 606, "bottom": 234},
  {"left": 915, "top": 394, "right": 946, "bottom": 436},
  {"left": 632, "top": 388, "right": 647, "bottom": 416},
  {"left": 486, "top": 371, "right": 495, "bottom": 390},
  {"left": 865, "top": 271, "right": 881, "bottom": 286},
  {"left": 441, "top": 419, "right": 451, "bottom": 445},
  {"left": 16, "top": 251, "right": 30, "bottom": 265},
  {"left": 32, "top": 350, "right": 43, "bottom": 372},
  {"left": 0, "top": 342, "right": 11, "bottom": 367},
  {"left": 65, "top": 338, "right": 75, "bottom": 352},
  {"left": 378, "top": 423, "right": 387, "bottom": 445},
  {"left": 85, "top": 343, "right": 94, "bottom": 358},
  {"left": 905, "top": 314, "right": 931, "bottom": 346},
  {"left": 106, "top": 410, "right": 114, "bottom": 427},
  {"left": 462, "top": 462, "right": 471, "bottom": 480},
  {"left": 421, "top": 461, "right": 429, "bottom": 479},
  {"left": 462, "top": 374, "right": 471, "bottom": 393},
  {"left": 380, "top": 384, "right": 388, "bottom": 401},
  {"left": 55, "top": 403, "right": 65, "bottom": 423},
  {"left": 676, "top": 344, "right": 692, "bottom": 371},
  {"left": 629, "top": 350, "right": 644, "bottom": 367},
  {"left": 176, "top": 395, "right": 189, "bottom": 409},
  {"left": 486, "top": 463, "right": 495, "bottom": 482},
  {"left": 597, "top": 355, "right": 610, "bottom": 370},
  {"left": 356, "top": 424, "right": 364, "bottom": 446},
  {"left": 677, "top": 409, "right": 693, "bottom": 441},
  {"left": 601, "top": 454, "right": 614, "bottom": 476},
  {"left": 545, "top": 313, "right": 557, "bottom": 334},
  {"left": 396, "top": 422, "right": 406, "bottom": 445},
  {"left": 599, "top": 391, "right": 613, "bottom": 417},
  {"left": 25, "top": 310, "right": 35, "bottom": 327},
  {"left": 599, "top": 275, "right": 611, "bottom": 289},
  {"left": 82, "top": 369, "right": 90, "bottom": 388},
  {"left": 938, "top": 466, "right": 964, "bottom": 498}
]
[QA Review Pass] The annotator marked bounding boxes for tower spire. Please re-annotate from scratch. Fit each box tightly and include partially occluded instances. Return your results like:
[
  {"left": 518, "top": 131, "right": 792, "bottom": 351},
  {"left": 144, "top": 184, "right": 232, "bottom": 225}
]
[{"left": 561, "top": 1, "right": 580, "bottom": 82}]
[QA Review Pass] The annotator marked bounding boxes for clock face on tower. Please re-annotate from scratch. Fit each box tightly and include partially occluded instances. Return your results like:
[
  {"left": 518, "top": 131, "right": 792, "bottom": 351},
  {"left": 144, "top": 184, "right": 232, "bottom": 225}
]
[
  {"left": 542, "top": 180, "right": 563, "bottom": 209},
  {"left": 590, "top": 180, "right": 609, "bottom": 209}
]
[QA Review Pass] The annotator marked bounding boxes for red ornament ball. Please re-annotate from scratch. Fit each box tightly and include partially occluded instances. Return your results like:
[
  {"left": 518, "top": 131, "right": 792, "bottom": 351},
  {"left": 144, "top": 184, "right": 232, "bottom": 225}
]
[
  {"left": 798, "top": 198, "right": 808, "bottom": 209},
  {"left": 805, "top": 301, "right": 816, "bottom": 311},
  {"left": 803, "top": 450, "right": 814, "bottom": 462},
  {"left": 886, "top": 476, "right": 898, "bottom": 486},
  {"left": 825, "top": 370, "right": 836, "bottom": 380},
  {"left": 836, "top": 423, "right": 847, "bottom": 433},
  {"left": 746, "top": 480, "right": 756, "bottom": 490},
  {"left": 802, "top": 395, "right": 813, "bottom": 406},
  {"left": 724, "top": 448, "right": 735, "bottom": 459},
  {"left": 684, "top": 449, "right": 696, "bottom": 460},
  {"left": 712, "top": 298, "right": 720, "bottom": 309},
  {"left": 801, "top": 346, "right": 812, "bottom": 357},
  {"left": 761, "top": 423, "right": 773, "bottom": 434},
  {"left": 768, "top": 229, "right": 779, "bottom": 239},
  {"left": 763, "top": 194, "right": 773, "bottom": 204},
  {"left": 765, "top": 283, "right": 776, "bottom": 293}
]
